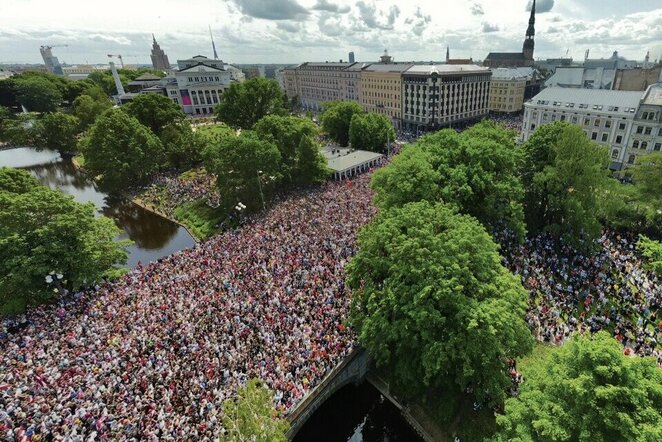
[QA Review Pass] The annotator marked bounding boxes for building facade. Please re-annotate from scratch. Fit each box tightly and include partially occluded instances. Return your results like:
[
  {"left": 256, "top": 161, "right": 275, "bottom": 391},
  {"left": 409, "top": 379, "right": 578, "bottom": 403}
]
[
  {"left": 628, "top": 84, "right": 662, "bottom": 164},
  {"left": 360, "top": 63, "right": 411, "bottom": 126},
  {"left": 613, "top": 66, "right": 662, "bottom": 91},
  {"left": 339, "top": 62, "right": 366, "bottom": 102},
  {"left": 162, "top": 55, "right": 245, "bottom": 115},
  {"left": 150, "top": 35, "right": 171, "bottom": 70},
  {"left": 521, "top": 87, "right": 650, "bottom": 170},
  {"left": 489, "top": 68, "right": 528, "bottom": 113},
  {"left": 402, "top": 65, "right": 491, "bottom": 130},
  {"left": 295, "top": 62, "right": 355, "bottom": 111}
]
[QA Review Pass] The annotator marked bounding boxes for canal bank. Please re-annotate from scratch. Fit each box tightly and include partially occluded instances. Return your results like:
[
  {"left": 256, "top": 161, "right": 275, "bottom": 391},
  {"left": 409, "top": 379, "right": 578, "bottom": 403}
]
[{"left": 0, "top": 147, "right": 196, "bottom": 268}]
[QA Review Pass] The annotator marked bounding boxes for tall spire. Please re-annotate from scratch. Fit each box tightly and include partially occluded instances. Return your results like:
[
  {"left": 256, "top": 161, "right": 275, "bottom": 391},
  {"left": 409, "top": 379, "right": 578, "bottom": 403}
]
[
  {"left": 523, "top": 0, "right": 536, "bottom": 61},
  {"left": 152, "top": 33, "right": 157, "bottom": 44},
  {"left": 446, "top": 45, "right": 450, "bottom": 63},
  {"left": 209, "top": 25, "right": 219, "bottom": 60}
]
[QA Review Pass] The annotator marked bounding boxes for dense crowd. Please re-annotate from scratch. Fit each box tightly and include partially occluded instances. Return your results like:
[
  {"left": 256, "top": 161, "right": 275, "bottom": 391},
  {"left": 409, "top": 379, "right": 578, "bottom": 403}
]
[
  {"left": 488, "top": 112, "right": 523, "bottom": 133},
  {"left": 1, "top": 174, "right": 376, "bottom": 441},
  {"left": 139, "top": 169, "right": 220, "bottom": 217},
  {"left": 498, "top": 230, "right": 662, "bottom": 367}
]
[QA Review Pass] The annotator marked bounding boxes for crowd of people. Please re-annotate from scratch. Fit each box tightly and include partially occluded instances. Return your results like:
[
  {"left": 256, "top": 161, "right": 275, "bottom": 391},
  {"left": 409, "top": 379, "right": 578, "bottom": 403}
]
[
  {"left": 1, "top": 174, "right": 376, "bottom": 440},
  {"left": 139, "top": 169, "right": 220, "bottom": 217},
  {"left": 498, "top": 229, "right": 662, "bottom": 367}
]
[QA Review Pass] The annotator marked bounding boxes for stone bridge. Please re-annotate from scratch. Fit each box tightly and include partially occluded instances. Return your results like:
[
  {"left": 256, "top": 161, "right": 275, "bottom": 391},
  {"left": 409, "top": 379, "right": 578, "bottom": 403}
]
[{"left": 286, "top": 347, "right": 439, "bottom": 441}]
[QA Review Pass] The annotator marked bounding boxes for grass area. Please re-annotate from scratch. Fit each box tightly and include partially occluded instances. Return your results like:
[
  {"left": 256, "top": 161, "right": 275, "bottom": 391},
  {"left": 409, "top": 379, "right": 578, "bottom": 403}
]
[
  {"left": 72, "top": 153, "right": 85, "bottom": 168},
  {"left": 174, "top": 199, "right": 227, "bottom": 240},
  {"left": 195, "top": 123, "right": 236, "bottom": 142},
  {"left": 518, "top": 342, "right": 555, "bottom": 376}
]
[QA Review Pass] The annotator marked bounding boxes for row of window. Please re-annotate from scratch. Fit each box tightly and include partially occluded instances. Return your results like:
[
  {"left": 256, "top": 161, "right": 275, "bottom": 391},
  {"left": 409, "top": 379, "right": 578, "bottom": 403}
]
[
  {"left": 186, "top": 76, "right": 223, "bottom": 83},
  {"left": 535, "top": 100, "right": 637, "bottom": 113},
  {"left": 632, "top": 140, "right": 662, "bottom": 150}
]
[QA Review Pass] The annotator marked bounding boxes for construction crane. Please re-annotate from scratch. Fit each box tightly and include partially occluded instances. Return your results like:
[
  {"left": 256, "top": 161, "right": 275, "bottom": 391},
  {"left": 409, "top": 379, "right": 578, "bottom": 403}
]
[{"left": 107, "top": 54, "right": 125, "bottom": 69}]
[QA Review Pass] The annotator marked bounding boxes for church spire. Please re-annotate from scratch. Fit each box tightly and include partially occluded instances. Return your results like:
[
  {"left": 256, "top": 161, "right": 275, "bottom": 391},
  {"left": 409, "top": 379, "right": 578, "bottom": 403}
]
[
  {"left": 446, "top": 45, "right": 450, "bottom": 63},
  {"left": 209, "top": 25, "right": 219, "bottom": 60},
  {"left": 523, "top": 0, "right": 536, "bottom": 61},
  {"left": 152, "top": 33, "right": 157, "bottom": 44}
]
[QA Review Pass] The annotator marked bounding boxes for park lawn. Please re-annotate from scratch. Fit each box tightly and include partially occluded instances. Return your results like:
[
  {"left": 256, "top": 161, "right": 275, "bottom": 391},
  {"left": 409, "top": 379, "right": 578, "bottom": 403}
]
[
  {"left": 196, "top": 123, "right": 235, "bottom": 142},
  {"left": 174, "top": 199, "right": 227, "bottom": 241}
]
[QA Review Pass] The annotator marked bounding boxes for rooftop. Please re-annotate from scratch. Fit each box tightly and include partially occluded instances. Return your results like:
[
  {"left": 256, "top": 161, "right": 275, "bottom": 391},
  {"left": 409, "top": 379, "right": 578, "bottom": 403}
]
[
  {"left": 491, "top": 67, "right": 533, "bottom": 80},
  {"left": 485, "top": 52, "right": 526, "bottom": 61},
  {"left": 526, "top": 87, "right": 644, "bottom": 117},
  {"left": 642, "top": 83, "right": 662, "bottom": 106},
  {"left": 322, "top": 147, "right": 383, "bottom": 172},
  {"left": 132, "top": 73, "right": 161, "bottom": 81},
  {"left": 404, "top": 64, "right": 490, "bottom": 75},
  {"left": 363, "top": 63, "right": 413, "bottom": 73}
]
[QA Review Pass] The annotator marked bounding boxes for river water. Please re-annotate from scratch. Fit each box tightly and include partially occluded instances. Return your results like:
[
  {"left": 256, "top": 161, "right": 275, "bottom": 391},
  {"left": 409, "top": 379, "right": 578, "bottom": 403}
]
[{"left": 0, "top": 147, "right": 196, "bottom": 268}]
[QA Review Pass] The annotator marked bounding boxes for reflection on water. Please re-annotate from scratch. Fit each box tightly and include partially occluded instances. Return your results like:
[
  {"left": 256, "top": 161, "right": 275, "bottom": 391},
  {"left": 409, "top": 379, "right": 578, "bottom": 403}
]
[
  {"left": 294, "top": 382, "right": 423, "bottom": 442},
  {"left": 0, "top": 147, "right": 196, "bottom": 268}
]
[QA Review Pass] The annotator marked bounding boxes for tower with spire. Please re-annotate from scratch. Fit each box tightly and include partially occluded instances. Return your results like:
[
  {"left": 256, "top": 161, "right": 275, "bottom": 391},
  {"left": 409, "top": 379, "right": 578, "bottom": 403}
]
[
  {"left": 522, "top": 0, "right": 536, "bottom": 61},
  {"left": 209, "top": 25, "right": 220, "bottom": 60},
  {"left": 150, "top": 34, "right": 171, "bottom": 70}
]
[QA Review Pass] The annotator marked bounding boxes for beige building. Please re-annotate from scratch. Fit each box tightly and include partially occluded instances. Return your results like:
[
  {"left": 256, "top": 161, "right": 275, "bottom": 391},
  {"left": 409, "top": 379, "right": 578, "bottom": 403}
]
[
  {"left": 281, "top": 67, "right": 299, "bottom": 99},
  {"left": 613, "top": 66, "right": 662, "bottom": 91},
  {"left": 339, "top": 62, "right": 367, "bottom": 102},
  {"left": 489, "top": 68, "right": 527, "bottom": 113},
  {"left": 402, "top": 64, "right": 492, "bottom": 130},
  {"left": 295, "top": 62, "right": 354, "bottom": 111},
  {"left": 360, "top": 63, "right": 412, "bottom": 126}
]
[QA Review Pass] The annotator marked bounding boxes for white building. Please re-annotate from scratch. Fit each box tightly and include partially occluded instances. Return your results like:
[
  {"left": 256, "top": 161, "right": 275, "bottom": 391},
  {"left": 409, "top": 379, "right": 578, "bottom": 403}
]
[
  {"left": 628, "top": 84, "right": 662, "bottom": 164},
  {"left": 521, "top": 87, "right": 647, "bottom": 170},
  {"left": 545, "top": 66, "right": 617, "bottom": 90},
  {"left": 162, "top": 55, "right": 245, "bottom": 116}
]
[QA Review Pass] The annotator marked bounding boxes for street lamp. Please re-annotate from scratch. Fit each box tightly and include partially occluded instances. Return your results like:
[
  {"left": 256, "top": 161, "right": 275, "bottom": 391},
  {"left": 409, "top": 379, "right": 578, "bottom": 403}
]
[{"left": 45, "top": 271, "right": 65, "bottom": 294}]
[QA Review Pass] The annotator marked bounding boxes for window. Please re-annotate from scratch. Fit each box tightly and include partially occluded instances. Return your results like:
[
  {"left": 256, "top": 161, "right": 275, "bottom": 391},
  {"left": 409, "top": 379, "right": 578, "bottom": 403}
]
[
  {"left": 594, "top": 119, "right": 600, "bottom": 127},
  {"left": 641, "top": 141, "right": 648, "bottom": 150},
  {"left": 591, "top": 132, "right": 598, "bottom": 140},
  {"left": 601, "top": 133, "right": 608, "bottom": 142},
  {"left": 605, "top": 120, "right": 611, "bottom": 128},
  {"left": 628, "top": 154, "right": 636, "bottom": 164},
  {"left": 571, "top": 116, "right": 578, "bottom": 124},
  {"left": 616, "top": 135, "right": 623, "bottom": 144},
  {"left": 642, "top": 112, "right": 649, "bottom": 119},
  {"left": 584, "top": 117, "right": 591, "bottom": 125},
  {"left": 636, "top": 126, "right": 643, "bottom": 134},
  {"left": 633, "top": 140, "right": 640, "bottom": 148},
  {"left": 530, "top": 123, "right": 536, "bottom": 131},
  {"left": 644, "top": 127, "right": 652, "bottom": 135},
  {"left": 655, "top": 143, "right": 661, "bottom": 152},
  {"left": 611, "top": 149, "right": 619, "bottom": 159},
  {"left": 648, "top": 112, "right": 655, "bottom": 120},
  {"left": 619, "top": 122, "right": 626, "bottom": 130}
]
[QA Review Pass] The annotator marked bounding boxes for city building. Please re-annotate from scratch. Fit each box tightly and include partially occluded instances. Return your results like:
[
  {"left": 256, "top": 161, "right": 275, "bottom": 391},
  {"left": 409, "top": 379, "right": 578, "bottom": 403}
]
[
  {"left": 127, "top": 73, "right": 163, "bottom": 92},
  {"left": 545, "top": 66, "right": 617, "bottom": 90},
  {"left": 613, "top": 66, "right": 662, "bottom": 91},
  {"left": 294, "top": 62, "right": 355, "bottom": 111},
  {"left": 521, "top": 87, "right": 649, "bottom": 169},
  {"left": 402, "top": 64, "right": 492, "bottom": 131},
  {"left": 150, "top": 35, "right": 171, "bottom": 70},
  {"left": 349, "top": 52, "right": 355, "bottom": 64},
  {"left": 62, "top": 65, "right": 107, "bottom": 80},
  {"left": 535, "top": 57, "right": 574, "bottom": 74},
  {"left": 39, "top": 46, "right": 64, "bottom": 76},
  {"left": 360, "top": 63, "right": 412, "bottom": 126},
  {"left": 583, "top": 50, "right": 637, "bottom": 70},
  {"left": 322, "top": 145, "right": 383, "bottom": 181},
  {"left": 281, "top": 66, "right": 299, "bottom": 99},
  {"left": 161, "top": 55, "right": 245, "bottom": 115},
  {"left": 489, "top": 68, "right": 528, "bottom": 113},
  {"left": 483, "top": 0, "right": 535, "bottom": 68},
  {"left": 628, "top": 84, "right": 662, "bottom": 164},
  {"left": 339, "top": 62, "right": 368, "bottom": 102}
]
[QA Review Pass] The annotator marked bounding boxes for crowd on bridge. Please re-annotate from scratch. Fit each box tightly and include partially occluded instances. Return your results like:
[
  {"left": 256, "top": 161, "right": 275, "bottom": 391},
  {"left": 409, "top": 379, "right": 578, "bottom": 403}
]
[
  {"left": 0, "top": 175, "right": 376, "bottom": 440},
  {"left": 498, "top": 229, "right": 662, "bottom": 367}
]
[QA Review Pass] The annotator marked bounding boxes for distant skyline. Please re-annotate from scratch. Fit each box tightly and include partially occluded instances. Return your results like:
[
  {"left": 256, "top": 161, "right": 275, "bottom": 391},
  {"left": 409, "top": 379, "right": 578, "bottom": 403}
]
[{"left": 1, "top": 0, "right": 661, "bottom": 65}]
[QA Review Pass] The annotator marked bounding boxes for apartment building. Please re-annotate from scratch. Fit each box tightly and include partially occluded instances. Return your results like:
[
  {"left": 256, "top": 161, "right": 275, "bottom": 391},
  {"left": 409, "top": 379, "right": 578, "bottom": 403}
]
[{"left": 360, "top": 63, "right": 412, "bottom": 127}]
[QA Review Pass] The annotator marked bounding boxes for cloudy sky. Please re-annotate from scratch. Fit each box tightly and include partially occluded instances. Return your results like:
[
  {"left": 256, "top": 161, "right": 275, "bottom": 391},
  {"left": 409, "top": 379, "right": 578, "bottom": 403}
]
[{"left": 1, "top": 0, "right": 660, "bottom": 65}]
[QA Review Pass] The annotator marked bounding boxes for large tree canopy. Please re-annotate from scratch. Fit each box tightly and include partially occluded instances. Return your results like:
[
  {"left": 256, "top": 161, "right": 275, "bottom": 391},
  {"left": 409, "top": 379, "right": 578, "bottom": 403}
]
[
  {"left": 0, "top": 168, "right": 129, "bottom": 315},
  {"left": 347, "top": 201, "right": 533, "bottom": 404},
  {"left": 215, "top": 78, "right": 288, "bottom": 130},
  {"left": 14, "top": 76, "right": 63, "bottom": 113},
  {"left": 35, "top": 112, "right": 80, "bottom": 152},
  {"left": 521, "top": 122, "right": 611, "bottom": 248},
  {"left": 220, "top": 379, "right": 290, "bottom": 442},
  {"left": 293, "top": 134, "right": 329, "bottom": 186},
  {"left": 493, "top": 332, "right": 662, "bottom": 442},
  {"left": 320, "top": 100, "right": 364, "bottom": 147},
  {"left": 349, "top": 112, "right": 395, "bottom": 152},
  {"left": 123, "top": 93, "right": 186, "bottom": 136},
  {"left": 72, "top": 92, "right": 112, "bottom": 130},
  {"left": 80, "top": 108, "right": 164, "bottom": 191},
  {"left": 253, "top": 114, "right": 319, "bottom": 182},
  {"left": 372, "top": 120, "right": 525, "bottom": 239},
  {"left": 204, "top": 133, "right": 283, "bottom": 212}
]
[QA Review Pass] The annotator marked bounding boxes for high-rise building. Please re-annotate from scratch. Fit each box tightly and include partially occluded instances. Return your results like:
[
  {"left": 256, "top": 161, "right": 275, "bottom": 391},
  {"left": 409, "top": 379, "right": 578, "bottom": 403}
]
[
  {"left": 150, "top": 35, "right": 171, "bottom": 70},
  {"left": 349, "top": 52, "right": 355, "bottom": 64},
  {"left": 39, "top": 46, "right": 64, "bottom": 76}
]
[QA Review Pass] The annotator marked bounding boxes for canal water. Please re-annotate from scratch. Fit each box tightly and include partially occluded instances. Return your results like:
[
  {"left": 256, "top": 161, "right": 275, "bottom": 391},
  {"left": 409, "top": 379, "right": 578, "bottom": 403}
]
[
  {"left": 294, "top": 382, "right": 423, "bottom": 442},
  {"left": 0, "top": 147, "right": 196, "bottom": 268}
]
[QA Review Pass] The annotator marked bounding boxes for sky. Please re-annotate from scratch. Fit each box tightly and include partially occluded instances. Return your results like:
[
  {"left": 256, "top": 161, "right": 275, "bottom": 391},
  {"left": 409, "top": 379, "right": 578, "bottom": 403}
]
[{"left": 0, "top": 0, "right": 661, "bottom": 66}]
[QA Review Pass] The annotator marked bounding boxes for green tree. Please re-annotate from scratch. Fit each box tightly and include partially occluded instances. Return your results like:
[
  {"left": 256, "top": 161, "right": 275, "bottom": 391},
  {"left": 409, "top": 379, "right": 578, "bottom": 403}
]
[
  {"left": 320, "top": 100, "right": 364, "bottom": 146},
  {"left": 35, "top": 112, "right": 80, "bottom": 152},
  {"left": 63, "top": 79, "right": 97, "bottom": 103},
  {"left": 372, "top": 121, "right": 525, "bottom": 238},
  {"left": 253, "top": 115, "right": 318, "bottom": 182},
  {"left": 637, "top": 235, "right": 662, "bottom": 276},
  {"left": 72, "top": 93, "right": 112, "bottom": 130},
  {"left": 294, "top": 135, "right": 328, "bottom": 186},
  {"left": 215, "top": 78, "right": 288, "bottom": 129},
  {"left": 221, "top": 379, "right": 290, "bottom": 442},
  {"left": 80, "top": 108, "right": 164, "bottom": 190},
  {"left": 493, "top": 332, "right": 662, "bottom": 442},
  {"left": 371, "top": 147, "right": 440, "bottom": 210},
  {"left": 347, "top": 201, "right": 533, "bottom": 404},
  {"left": 159, "top": 120, "right": 206, "bottom": 169},
  {"left": 14, "top": 76, "right": 63, "bottom": 112},
  {"left": 123, "top": 93, "right": 186, "bottom": 136},
  {"left": 522, "top": 122, "right": 611, "bottom": 248},
  {"left": 204, "top": 133, "right": 282, "bottom": 212},
  {"left": 0, "top": 168, "right": 129, "bottom": 314},
  {"left": 349, "top": 112, "right": 395, "bottom": 152}
]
